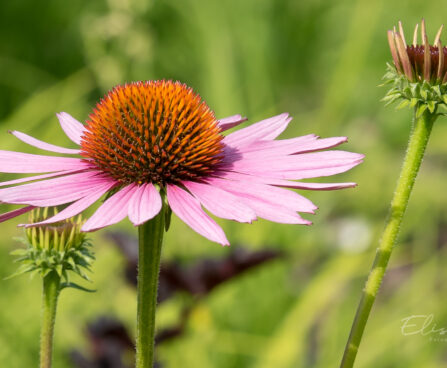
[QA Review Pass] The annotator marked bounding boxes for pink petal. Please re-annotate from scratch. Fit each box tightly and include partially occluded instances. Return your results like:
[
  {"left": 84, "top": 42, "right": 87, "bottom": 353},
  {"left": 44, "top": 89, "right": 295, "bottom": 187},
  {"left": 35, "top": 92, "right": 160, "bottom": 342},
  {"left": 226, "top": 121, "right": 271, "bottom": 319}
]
[
  {"left": 0, "top": 150, "right": 88, "bottom": 173},
  {"left": 222, "top": 134, "right": 317, "bottom": 163},
  {"left": 228, "top": 151, "right": 364, "bottom": 180},
  {"left": 224, "top": 113, "right": 291, "bottom": 148},
  {"left": 9, "top": 130, "right": 80, "bottom": 154},
  {"left": 205, "top": 178, "right": 310, "bottom": 224},
  {"left": 23, "top": 182, "right": 115, "bottom": 227},
  {"left": 217, "top": 171, "right": 358, "bottom": 190},
  {"left": 290, "top": 137, "right": 348, "bottom": 154},
  {"left": 234, "top": 197, "right": 311, "bottom": 224},
  {"left": 277, "top": 181, "right": 358, "bottom": 190},
  {"left": 82, "top": 185, "right": 136, "bottom": 232},
  {"left": 0, "top": 205, "right": 35, "bottom": 223},
  {"left": 230, "top": 151, "right": 363, "bottom": 172},
  {"left": 0, "top": 171, "right": 113, "bottom": 206},
  {"left": 218, "top": 115, "right": 248, "bottom": 131},
  {"left": 206, "top": 177, "right": 317, "bottom": 214},
  {"left": 167, "top": 185, "right": 229, "bottom": 246},
  {"left": 183, "top": 181, "right": 256, "bottom": 223},
  {"left": 232, "top": 136, "right": 348, "bottom": 158},
  {"left": 233, "top": 134, "right": 318, "bottom": 154},
  {"left": 258, "top": 162, "right": 363, "bottom": 180},
  {"left": 56, "top": 112, "right": 85, "bottom": 145},
  {"left": 128, "top": 183, "right": 163, "bottom": 226},
  {"left": 0, "top": 170, "right": 83, "bottom": 188}
]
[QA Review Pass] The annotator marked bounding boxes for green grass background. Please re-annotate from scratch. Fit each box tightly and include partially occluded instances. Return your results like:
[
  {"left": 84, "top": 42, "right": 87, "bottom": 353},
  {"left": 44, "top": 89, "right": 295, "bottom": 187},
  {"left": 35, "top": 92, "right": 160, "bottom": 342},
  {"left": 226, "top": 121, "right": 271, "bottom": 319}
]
[{"left": 1, "top": 0, "right": 447, "bottom": 367}]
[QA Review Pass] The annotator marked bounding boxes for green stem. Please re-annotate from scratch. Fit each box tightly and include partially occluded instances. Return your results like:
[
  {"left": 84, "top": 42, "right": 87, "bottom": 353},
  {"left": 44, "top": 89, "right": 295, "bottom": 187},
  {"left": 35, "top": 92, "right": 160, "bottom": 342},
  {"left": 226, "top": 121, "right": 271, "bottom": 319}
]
[
  {"left": 340, "top": 109, "right": 437, "bottom": 368},
  {"left": 136, "top": 204, "right": 166, "bottom": 368},
  {"left": 40, "top": 271, "right": 61, "bottom": 368}
]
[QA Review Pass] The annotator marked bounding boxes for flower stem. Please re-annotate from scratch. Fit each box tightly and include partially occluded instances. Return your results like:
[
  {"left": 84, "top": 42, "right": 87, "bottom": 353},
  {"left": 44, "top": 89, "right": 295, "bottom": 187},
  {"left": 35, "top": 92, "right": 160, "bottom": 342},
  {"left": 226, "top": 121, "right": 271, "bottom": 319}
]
[
  {"left": 136, "top": 204, "right": 166, "bottom": 368},
  {"left": 340, "top": 109, "right": 437, "bottom": 368},
  {"left": 40, "top": 271, "right": 61, "bottom": 368}
]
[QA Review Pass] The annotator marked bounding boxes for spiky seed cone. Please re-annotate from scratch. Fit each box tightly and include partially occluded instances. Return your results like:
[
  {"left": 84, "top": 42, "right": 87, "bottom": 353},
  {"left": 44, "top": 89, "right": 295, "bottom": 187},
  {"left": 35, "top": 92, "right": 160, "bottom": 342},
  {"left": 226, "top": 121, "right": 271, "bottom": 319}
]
[{"left": 81, "top": 80, "right": 224, "bottom": 185}]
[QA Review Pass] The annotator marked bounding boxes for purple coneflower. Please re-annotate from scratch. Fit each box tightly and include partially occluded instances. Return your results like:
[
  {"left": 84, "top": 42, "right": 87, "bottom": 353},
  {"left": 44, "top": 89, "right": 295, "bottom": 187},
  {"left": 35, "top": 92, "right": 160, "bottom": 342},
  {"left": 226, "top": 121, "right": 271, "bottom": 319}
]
[
  {"left": 1, "top": 80, "right": 363, "bottom": 367},
  {"left": 1, "top": 81, "right": 362, "bottom": 243},
  {"left": 0, "top": 80, "right": 362, "bottom": 245}
]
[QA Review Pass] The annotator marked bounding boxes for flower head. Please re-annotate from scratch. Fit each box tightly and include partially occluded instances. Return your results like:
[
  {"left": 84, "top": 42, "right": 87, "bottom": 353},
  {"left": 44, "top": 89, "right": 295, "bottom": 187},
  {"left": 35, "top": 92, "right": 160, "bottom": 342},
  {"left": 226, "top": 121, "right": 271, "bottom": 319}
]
[
  {"left": 10, "top": 208, "right": 94, "bottom": 282},
  {"left": 81, "top": 81, "right": 224, "bottom": 184},
  {"left": 0, "top": 80, "right": 363, "bottom": 245},
  {"left": 384, "top": 20, "right": 447, "bottom": 115}
]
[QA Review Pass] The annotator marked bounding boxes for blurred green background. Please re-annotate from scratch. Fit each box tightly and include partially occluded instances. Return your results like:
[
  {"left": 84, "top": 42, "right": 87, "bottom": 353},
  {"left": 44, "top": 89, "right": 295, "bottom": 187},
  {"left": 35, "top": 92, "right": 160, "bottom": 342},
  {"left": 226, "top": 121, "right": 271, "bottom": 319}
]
[{"left": 1, "top": 0, "right": 447, "bottom": 367}]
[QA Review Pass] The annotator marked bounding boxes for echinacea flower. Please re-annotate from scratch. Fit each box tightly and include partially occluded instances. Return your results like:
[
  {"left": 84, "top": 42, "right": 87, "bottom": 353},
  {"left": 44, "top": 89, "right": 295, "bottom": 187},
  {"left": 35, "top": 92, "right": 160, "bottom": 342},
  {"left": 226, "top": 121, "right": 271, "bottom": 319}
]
[
  {"left": 384, "top": 19, "right": 447, "bottom": 115},
  {"left": 0, "top": 80, "right": 363, "bottom": 245}
]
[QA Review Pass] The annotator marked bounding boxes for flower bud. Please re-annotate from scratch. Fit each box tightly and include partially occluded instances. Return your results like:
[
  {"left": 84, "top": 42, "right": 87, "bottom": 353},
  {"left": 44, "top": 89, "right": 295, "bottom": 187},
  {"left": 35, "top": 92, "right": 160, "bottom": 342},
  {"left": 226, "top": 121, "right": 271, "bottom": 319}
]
[
  {"left": 10, "top": 208, "right": 95, "bottom": 283},
  {"left": 383, "top": 20, "right": 447, "bottom": 116}
]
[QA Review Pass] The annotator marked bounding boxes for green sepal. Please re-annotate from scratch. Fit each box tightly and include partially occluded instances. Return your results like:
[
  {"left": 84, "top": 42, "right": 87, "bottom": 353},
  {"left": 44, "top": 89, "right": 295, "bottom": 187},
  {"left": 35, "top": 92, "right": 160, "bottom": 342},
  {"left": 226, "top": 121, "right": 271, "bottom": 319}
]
[
  {"left": 427, "top": 101, "right": 436, "bottom": 113},
  {"left": 160, "top": 189, "right": 171, "bottom": 231},
  {"left": 396, "top": 100, "right": 409, "bottom": 110},
  {"left": 60, "top": 282, "right": 96, "bottom": 293},
  {"left": 165, "top": 206, "right": 172, "bottom": 231},
  {"left": 416, "top": 104, "right": 428, "bottom": 118},
  {"left": 9, "top": 237, "right": 95, "bottom": 283},
  {"left": 9, "top": 248, "right": 29, "bottom": 256},
  {"left": 4, "top": 264, "right": 37, "bottom": 280},
  {"left": 409, "top": 98, "right": 419, "bottom": 107},
  {"left": 382, "top": 63, "right": 447, "bottom": 116}
]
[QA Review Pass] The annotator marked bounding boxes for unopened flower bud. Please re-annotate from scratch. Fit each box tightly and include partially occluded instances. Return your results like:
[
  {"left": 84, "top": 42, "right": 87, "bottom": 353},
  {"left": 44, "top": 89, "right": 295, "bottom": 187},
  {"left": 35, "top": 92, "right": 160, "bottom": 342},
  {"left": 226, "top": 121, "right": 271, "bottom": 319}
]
[
  {"left": 10, "top": 208, "right": 95, "bottom": 284},
  {"left": 383, "top": 20, "right": 447, "bottom": 116}
]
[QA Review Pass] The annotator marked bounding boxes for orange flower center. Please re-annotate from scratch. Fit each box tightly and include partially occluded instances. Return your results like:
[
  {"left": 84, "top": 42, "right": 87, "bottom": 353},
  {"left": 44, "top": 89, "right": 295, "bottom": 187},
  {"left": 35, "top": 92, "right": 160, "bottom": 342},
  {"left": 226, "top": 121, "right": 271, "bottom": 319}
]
[{"left": 80, "top": 81, "right": 224, "bottom": 185}]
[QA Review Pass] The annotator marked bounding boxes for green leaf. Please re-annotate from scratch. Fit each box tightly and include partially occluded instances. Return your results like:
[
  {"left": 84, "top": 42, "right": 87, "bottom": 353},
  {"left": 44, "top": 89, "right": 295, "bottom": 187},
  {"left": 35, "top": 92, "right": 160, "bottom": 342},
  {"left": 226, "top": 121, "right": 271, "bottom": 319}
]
[
  {"left": 60, "top": 282, "right": 96, "bottom": 293},
  {"left": 382, "top": 92, "right": 400, "bottom": 102},
  {"left": 416, "top": 104, "right": 428, "bottom": 117},
  {"left": 42, "top": 268, "right": 53, "bottom": 278},
  {"left": 9, "top": 249, "right": 29, "bottom": 256},
  {"left": 67, "top": 258, "right": 77, "bottom": 270},
  {"left": 4, "top": 264, "right": 37, "bottom": 280},
  {"left": 55, "top": 264, "right": 63, "bottom": 277},
  {"left": 409, "top": 98, "right": 419, "bottom": 107},
  {"left": 62, "top": 269, "right": 69, "bottom": 283},
  {"left": 165, "top": 206, "right": 172, "bottom": 231},
  {"left": 410, "top": 83, "right": 419, "bottom": 95},
  {"left": 402, "top": 86, "right": 411, "bottom": 97},
  {"left": 379, "top": 78, "right": 394, "bottom": 86},
  {"left": 396, "top": 100, "right": 409, "bottom": 110},
  {"left": 427, "top": 101, "right": 436, "bottom": 113},
  {"left": 383, "top": 95, "right": 401, "bottom": 106}
]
